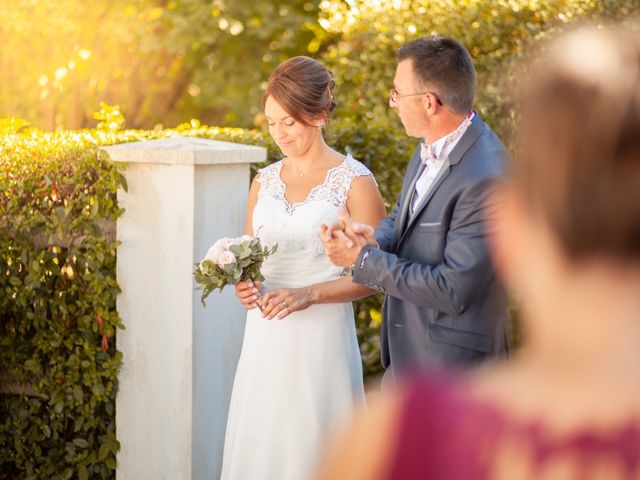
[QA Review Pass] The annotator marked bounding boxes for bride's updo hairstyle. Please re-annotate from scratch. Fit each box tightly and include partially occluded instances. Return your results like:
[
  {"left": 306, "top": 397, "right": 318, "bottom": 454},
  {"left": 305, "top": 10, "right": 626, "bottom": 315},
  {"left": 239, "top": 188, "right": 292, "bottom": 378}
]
[
  {"left": 262, "top": 56, "right": 336, "bottom": 126},
  {"left": 515, "top": 24, "right": 640, "bottom": 262}
]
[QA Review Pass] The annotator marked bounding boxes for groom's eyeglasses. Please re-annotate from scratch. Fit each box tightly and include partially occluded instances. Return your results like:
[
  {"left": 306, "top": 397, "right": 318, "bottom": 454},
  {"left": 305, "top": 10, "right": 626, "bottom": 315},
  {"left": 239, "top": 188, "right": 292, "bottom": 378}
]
[{"left": 389, "top": 88, "right": 443, "bottom": 106}]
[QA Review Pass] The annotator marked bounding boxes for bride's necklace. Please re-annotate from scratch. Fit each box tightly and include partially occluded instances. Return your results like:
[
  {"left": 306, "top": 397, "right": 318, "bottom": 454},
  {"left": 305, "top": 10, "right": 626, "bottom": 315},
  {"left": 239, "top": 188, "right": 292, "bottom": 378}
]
[{"left": 290, "top": 148, "right": 331, "bottom": 177}]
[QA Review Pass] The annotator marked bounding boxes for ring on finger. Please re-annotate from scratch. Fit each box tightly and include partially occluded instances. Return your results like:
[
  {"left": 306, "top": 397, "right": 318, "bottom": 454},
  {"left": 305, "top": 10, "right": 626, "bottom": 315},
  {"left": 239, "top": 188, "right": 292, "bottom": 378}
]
[{"left": 281, "top": 300, "right": 289, "bottom": 309}]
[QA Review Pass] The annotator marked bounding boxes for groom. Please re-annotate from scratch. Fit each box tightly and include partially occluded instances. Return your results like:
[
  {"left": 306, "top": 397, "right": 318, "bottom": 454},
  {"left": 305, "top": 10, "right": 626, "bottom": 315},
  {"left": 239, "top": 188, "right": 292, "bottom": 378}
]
[{"left": 322, "top": 35, "right": 510, "bottom": 384}]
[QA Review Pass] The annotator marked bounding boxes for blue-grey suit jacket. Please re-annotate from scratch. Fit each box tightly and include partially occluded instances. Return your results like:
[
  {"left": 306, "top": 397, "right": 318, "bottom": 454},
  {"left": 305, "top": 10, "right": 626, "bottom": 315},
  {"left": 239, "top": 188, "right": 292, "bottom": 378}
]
[{"left": 353, "top": 115, "right": 510, "bottom": 379}]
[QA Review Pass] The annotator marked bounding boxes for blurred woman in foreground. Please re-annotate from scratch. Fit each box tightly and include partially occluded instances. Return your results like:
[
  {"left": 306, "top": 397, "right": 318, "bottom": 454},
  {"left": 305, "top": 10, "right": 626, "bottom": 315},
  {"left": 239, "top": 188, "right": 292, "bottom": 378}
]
[{"left": 316, "top": 23, "right": 640, "bottom": 480}]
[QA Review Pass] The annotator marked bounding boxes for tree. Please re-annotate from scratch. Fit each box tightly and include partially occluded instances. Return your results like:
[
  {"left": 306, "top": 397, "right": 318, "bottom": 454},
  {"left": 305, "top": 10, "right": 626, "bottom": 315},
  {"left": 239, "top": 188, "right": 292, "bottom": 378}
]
[
  {"left": 2, "top": 0, "right": 638, "bottom": 134},
  {"left": 0, "top": 0, "right": 328, "bottom": 130}
]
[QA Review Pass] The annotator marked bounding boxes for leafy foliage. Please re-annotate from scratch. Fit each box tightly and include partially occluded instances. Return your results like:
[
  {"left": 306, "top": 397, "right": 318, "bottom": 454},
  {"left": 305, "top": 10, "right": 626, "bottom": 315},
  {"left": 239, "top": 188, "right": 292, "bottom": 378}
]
[
  {"left": 0, "top": 0, "right": 328, "bottom": 130},
  {"left": 0, "top": 133, "right": 125, "bottom": 479},
  {"left": 3, "top": 0, "right": 637, "bottom": 133}
]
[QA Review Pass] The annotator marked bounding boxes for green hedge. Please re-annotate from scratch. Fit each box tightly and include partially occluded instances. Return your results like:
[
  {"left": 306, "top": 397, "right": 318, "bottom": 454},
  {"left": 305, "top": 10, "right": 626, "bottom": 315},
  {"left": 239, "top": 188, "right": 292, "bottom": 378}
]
[
  {"left": 0, "top": 121, "right": 266, "bottom": 478},
  {"left": 0, "top": 116, "right": 399, "bottom": 477},
  {"left": 0, "top": 127, "right": 125, "bottom": 479}
]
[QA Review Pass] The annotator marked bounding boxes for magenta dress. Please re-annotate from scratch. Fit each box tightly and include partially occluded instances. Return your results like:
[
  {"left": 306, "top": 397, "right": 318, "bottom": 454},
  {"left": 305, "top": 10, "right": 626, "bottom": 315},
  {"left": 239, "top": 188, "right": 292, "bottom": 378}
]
[{"left": 386, "top": 375, "right": 640, "bottom": 479}]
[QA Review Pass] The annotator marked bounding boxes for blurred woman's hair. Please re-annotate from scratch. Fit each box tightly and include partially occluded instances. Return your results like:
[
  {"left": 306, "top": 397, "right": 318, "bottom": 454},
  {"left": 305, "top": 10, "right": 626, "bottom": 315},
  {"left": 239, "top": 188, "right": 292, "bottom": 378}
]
[
  {"left": 515, "top": 24, "right": 640, "bottom": 261},
  {"left": 262, "top": 56, "right": 336, "bottom": 126}
]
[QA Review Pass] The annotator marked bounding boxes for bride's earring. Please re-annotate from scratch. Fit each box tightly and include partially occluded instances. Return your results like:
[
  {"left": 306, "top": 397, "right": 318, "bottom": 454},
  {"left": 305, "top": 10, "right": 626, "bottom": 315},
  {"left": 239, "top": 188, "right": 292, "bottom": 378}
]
[{"left": 316, "top": 123, "right": 324, "bottom": 129}]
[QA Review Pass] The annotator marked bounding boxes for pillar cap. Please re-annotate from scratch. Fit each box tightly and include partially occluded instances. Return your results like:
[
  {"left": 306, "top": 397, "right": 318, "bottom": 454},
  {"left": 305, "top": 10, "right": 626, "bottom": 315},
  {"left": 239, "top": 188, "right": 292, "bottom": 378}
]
[{"left": 102, "top": 135, "right": 267, "bottom": 165}]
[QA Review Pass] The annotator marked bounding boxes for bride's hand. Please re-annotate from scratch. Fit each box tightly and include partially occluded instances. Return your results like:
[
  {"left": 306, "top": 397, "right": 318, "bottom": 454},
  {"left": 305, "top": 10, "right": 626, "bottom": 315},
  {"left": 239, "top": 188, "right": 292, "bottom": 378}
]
[
  {"left": 261, "top": 287, "right": 312, "bottom": 320},
  {"left": 235, "top": 280, "right": 262, "bottom": 310}
]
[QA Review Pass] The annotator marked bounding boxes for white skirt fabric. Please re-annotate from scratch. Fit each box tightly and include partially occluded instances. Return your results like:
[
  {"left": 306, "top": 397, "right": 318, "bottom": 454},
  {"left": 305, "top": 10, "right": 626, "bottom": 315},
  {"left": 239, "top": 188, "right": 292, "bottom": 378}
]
[{"left": 220, "top": 299, "right": 364, "bottom": 479}]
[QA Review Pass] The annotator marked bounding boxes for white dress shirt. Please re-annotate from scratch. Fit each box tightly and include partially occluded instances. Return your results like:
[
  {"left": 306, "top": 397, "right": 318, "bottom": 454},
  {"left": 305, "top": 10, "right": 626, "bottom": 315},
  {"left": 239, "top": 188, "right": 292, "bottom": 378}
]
[{"left": 410, "top": 113, "right": 475, "bottom": 213}]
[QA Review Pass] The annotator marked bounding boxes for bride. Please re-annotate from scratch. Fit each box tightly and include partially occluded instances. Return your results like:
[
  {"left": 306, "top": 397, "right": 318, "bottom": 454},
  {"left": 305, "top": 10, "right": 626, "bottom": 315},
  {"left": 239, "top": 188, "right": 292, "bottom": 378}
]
[{"left": 220, "top": 56, "right": 386, "bottom": 480}]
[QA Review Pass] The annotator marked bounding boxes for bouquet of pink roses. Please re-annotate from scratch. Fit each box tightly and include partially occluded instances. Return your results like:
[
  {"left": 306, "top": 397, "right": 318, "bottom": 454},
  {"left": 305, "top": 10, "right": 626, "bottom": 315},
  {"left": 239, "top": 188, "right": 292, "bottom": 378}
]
[{"left": 194, "top": 235, "right": 277, "bottom": 306}]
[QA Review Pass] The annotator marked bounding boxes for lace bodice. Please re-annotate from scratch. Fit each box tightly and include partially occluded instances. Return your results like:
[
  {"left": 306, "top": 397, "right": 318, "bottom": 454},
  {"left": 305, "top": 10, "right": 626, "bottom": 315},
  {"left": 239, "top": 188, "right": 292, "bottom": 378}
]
[{"left": 252, "top": 155, "right": 373, "bottom": 288}]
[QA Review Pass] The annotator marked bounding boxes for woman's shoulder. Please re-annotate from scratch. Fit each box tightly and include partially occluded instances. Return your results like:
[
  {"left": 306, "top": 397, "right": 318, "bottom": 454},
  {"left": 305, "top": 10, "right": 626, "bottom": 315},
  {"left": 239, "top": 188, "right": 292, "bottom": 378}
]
[
  {"left": 256, "top": 159, "right": 283, "bottom": 183},
  {"left": 328, "top": 154, "right": 377, "bottom": 191},
  {"left": 341, "top": 154, "right": 374, "bottom": 178},
  {"left": 257, "top": 159, "right": 282, "bottom": 174}
]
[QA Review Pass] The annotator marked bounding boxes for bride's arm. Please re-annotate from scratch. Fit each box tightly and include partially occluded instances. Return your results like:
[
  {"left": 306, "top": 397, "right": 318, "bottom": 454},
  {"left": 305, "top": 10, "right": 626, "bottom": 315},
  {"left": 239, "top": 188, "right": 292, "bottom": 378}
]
[
  {"left": 310, "top": 175, "right": 386, "bottom": 304},
  {"left": 261, "top": 175, "right": 386, "bottom": 319},
  {"left": 235, "top": 175, "right": 263, "bottom": 309},
  {"left": 243, "top": 174, "right": 261, "bottom": 236}
]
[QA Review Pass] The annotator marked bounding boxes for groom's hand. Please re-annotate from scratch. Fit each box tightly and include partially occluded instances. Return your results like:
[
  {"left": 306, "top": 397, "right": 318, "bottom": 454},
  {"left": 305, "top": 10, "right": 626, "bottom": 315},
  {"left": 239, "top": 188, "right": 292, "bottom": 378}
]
[
  {"left": 320, "top": 212, "right": 378, "bottom": 267},
  {"left": 342, "top": 214, "right": 378, "bottom": 248}
]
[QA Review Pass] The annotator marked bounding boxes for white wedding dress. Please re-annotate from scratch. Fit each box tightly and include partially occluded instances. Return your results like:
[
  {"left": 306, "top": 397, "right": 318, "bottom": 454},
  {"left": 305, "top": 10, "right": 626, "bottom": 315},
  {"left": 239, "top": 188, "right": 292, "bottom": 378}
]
[{"left": 220, "top": 155, "right": 371, "bottom": 480}]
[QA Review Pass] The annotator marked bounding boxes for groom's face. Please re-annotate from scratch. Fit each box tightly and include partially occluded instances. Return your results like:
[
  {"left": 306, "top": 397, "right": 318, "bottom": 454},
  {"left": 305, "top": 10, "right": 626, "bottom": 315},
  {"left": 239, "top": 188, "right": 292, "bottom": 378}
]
[{"left": 391, "top": 59, "right": 430, "bottom": 139}]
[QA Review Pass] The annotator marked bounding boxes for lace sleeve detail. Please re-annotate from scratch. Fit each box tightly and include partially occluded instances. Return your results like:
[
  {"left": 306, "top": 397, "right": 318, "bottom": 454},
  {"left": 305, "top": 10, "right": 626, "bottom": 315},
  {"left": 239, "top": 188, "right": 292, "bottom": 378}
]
[
  {"left": 346, "top": 155, "right": 376, "bottom": 182},
  {"left": 256, "top": 161, "right": 283, "bottom": 200},
  {"left": 321, "top": 155, "right": 376, "bottom": 208}
]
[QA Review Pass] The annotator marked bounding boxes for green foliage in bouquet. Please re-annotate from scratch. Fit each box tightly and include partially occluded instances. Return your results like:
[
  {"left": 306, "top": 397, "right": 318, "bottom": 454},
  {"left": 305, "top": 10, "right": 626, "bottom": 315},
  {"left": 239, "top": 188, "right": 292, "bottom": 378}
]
[{"left": 194, "top": 237, "right": 278, "bottom": 307}]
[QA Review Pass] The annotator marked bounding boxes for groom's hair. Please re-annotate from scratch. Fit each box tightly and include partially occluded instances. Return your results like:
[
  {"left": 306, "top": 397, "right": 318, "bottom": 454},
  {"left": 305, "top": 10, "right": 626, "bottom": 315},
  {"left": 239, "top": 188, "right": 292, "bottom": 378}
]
[{"left": 397, "top": 36, "right": 476, "bottom": 115}]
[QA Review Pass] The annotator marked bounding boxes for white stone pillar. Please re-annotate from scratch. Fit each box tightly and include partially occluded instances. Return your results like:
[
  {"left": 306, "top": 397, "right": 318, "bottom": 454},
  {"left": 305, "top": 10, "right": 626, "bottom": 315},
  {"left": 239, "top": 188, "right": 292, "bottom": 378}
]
[{"left": 103, "top": 136, "right": 266, "bottom": 480}]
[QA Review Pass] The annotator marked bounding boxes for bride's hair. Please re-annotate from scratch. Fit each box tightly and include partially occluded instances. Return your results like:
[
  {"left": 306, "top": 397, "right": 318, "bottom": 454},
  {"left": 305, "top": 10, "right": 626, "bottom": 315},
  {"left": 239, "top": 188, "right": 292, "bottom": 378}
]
[
  {"left": 262, "top": 56, "right": 336, "bottom": 127},
  {"left": 515, "top": 23, "right": 640, "bottom": 262}
]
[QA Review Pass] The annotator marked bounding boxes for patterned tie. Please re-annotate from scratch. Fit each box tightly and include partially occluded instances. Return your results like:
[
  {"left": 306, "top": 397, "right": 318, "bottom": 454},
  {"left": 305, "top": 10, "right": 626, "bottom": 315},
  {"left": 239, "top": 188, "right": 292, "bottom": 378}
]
[{"left": 419, "top": 142, "right": 436, "bottom": 168}]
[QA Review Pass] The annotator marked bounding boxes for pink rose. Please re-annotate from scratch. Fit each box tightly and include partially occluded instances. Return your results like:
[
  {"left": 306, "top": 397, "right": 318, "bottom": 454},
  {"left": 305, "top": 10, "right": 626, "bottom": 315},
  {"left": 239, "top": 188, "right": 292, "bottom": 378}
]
[
  {"left": 218, "top": 250, "right": 236, "bottom": 266},
  {"left": 226, "top": 236, "right": 246, "bottom": 247},
  {"left": 203, "top": 239, "right": 226, "bottom": 265},
  {"left": 222, "top": 238, "right": 235, "bottom": 249}
]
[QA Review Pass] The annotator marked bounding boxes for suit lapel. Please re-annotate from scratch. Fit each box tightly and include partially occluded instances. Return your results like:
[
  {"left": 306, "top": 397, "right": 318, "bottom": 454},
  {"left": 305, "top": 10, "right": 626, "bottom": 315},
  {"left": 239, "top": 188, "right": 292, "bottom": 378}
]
[
  {"left": 398, "top": 162, "right": 425, "bottom": 230},
  {"left": 445, "top": 115, "right": 486, "bottom": 168},
  {"left": 397, "top": 116, "right": 487, "bottom": 245},
  {"left": 403, "top": 159, "right": 451, "bottom": 235},
  {"left": 391, "top": 150, "right": 424, "bottom": 249}
]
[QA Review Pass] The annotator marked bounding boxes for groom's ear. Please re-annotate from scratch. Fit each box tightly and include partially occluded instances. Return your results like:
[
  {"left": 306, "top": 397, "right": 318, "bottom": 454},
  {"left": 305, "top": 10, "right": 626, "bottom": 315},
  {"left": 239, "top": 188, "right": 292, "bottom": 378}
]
[{"left": 421, "top": 92, "right": 439, "bottom": 117}]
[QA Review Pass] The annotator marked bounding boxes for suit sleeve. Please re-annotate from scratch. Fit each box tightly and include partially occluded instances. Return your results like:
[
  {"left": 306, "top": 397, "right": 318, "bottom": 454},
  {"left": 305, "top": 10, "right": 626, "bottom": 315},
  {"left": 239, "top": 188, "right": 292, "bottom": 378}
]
[{"left": 353, "top": 177, "right": 498, "bottom": 315}]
